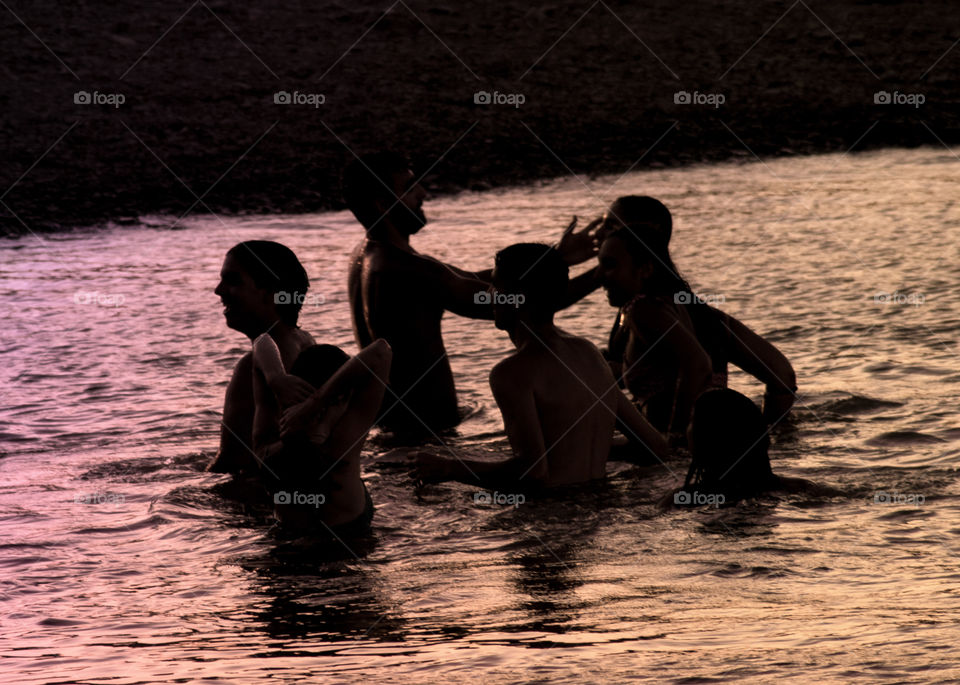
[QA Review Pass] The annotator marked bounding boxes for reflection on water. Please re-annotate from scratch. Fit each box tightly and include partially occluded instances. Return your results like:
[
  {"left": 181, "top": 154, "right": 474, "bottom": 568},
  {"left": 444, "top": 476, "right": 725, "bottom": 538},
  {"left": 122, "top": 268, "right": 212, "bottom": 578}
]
[{"left": 3, "top": 147, "right": 960, "bottom": 682}]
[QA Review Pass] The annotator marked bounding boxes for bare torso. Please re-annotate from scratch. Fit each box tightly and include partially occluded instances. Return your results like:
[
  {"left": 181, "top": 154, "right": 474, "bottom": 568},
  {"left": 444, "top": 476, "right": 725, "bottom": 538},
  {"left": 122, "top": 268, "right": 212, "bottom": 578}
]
[
  {"left": 503, "top": 332, "right": 617, "bottom": 487},
  {"left": 348, "top": 238, "right": 459, "bottom": 434}
]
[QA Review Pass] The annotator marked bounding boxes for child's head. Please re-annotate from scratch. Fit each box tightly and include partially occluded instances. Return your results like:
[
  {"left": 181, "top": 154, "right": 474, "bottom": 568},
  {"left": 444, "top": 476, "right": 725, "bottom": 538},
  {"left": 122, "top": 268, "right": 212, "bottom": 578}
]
[
  {"left": 687, "top": 388, "right": 773, "bottom": 496},
  {"left": 291, "top": 345, "right": 350, "bottom": 389}
]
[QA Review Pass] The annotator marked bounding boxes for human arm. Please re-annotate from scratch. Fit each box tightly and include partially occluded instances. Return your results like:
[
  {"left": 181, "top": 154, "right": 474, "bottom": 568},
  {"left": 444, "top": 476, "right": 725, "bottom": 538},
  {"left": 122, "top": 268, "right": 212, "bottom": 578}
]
[
  {"left": 626, "top": 299, "right": 712, "bottom": 438},
  {"left": 614, "top": 390, "right": 670, "bottom": 463},
  {"left": 279, "top": 339, "right": 393, "bottom": 439},
  {"left": 251, "top": 333, "right": 314, "bottom": 408},
  {"left": 721, "top": 314, "right": 797, "bottom": 422},
  {"left": 415, "top": 360, "right": 548, "bottom": 489},
  {"left": 207, "top": 352, "right": 258, "bottom": 474}
]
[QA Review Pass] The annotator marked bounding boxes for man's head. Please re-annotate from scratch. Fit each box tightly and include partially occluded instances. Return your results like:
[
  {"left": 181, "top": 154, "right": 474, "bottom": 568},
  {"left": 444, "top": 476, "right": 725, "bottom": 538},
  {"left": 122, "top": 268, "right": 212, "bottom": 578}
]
[
  {"left": 491, "top": 243, "right": 569, "bottom": 332},
  {"left": 342, "top": 152, "right": 427, "bottom": 235},
  {"left": 599, "top": 195, "right": 672, "bottom": 243},
  {"left": 215, "top": 241, "right": 309, "bottom": 338}
]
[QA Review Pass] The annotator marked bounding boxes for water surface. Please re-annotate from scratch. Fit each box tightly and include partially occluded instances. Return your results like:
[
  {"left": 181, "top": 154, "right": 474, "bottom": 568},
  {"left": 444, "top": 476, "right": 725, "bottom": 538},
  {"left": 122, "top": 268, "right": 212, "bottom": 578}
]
[{"left": 3, "top": 147, "right": 960, "bottom": 682}]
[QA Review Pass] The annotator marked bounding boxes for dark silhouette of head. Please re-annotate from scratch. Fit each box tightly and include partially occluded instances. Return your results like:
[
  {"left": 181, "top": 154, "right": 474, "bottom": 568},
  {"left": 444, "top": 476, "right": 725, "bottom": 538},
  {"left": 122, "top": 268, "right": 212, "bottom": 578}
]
[
  {"left": 601, "top": 195, "right": 673, "bottom": 243},
  {"left": 686, "top": 388, "right": 774, "bottom": 499},
  {"left": 215, "top": 241, "right": 309, "bottom": 337},
  {"left": 290, "top": 344, "right": 350, "bottom": 389},
  {"left": 342, "top": 152, "right": 427, "bottom": 236},
  {"left": 492, "top": 243, "right": 569, "bottom": 331}
]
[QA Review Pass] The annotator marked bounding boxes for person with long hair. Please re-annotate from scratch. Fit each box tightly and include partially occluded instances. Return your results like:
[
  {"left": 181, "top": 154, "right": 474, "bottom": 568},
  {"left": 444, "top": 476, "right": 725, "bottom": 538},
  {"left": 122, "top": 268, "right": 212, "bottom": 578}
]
[{"left": 597, "top": 196, "right": 797, "bottom": 440}]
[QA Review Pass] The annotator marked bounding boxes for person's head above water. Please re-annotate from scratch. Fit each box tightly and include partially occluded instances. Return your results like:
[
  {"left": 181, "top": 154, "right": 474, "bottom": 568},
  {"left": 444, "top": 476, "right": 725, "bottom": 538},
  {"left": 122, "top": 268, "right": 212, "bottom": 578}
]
[
  {"left": 290, "top": 344, "right": 350, "bottom": 390},
  {"left": 342, "top": 152, "right": 427, "bottom": 236},
  {"left": 491, "top": 243, "right": 569, "bottom": 332},
  {"left": 598, "top": 220, "right": 689, "bottom": 307},
  {"left": 215, "top": 241, "right": 309, "bottom": 339},
  {"left": 685, "top": 388, "right": 775, "bottom": 498},
  {"left": 599, "top": 195, "right": 672, "bottom": 243}
]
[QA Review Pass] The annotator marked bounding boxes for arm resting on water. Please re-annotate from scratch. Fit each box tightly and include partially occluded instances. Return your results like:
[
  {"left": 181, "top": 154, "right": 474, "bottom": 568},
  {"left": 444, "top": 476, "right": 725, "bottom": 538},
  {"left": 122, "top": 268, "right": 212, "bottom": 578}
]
[{"left": 415, "top": 361, "right": 548, "bottom": 490}]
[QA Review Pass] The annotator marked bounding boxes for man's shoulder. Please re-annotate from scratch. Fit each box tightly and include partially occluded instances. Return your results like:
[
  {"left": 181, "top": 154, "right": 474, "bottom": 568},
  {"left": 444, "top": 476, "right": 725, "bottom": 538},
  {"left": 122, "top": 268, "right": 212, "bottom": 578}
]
[
  {"left": 490, "top": 354, "right": 532, "bottom": 390},
  {"left": 231, "top": 351, "right": 254, "bottom": 376}
]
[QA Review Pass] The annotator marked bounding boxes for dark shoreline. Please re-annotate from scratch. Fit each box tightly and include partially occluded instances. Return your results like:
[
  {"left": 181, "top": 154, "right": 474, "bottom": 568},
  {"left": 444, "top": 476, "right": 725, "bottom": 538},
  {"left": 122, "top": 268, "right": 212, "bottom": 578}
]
[{"left": 2, "top": 1, "right": 957, "bottom": 235}]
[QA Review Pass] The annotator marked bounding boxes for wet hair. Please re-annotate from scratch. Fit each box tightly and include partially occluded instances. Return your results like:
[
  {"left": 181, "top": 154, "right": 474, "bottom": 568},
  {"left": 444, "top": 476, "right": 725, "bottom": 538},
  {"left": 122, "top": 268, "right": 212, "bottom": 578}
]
[
  {"left": 609, "top": 195, "right": 672, "bottom": 242},
  {"left": 493, "top": 243, "right": 569, "bottom": 322},
  {"left": 685, "top": 388, "right": 774, "bottom": 499},
  {"left": 290, "top": 344, "right": 350, "bottom": 389},
  {"left": 342, "top": 152, "right": 410, "bottom": 229},
  {"left": 226, "top": 241, "right": 309, "bottom": 326}
]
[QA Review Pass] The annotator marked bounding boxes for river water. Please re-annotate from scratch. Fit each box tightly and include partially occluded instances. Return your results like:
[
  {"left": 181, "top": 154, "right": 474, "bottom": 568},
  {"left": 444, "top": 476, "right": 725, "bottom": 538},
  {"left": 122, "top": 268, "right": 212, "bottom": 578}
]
[{"left": 3, "top": 147, "right": 960, "bottom": 683}]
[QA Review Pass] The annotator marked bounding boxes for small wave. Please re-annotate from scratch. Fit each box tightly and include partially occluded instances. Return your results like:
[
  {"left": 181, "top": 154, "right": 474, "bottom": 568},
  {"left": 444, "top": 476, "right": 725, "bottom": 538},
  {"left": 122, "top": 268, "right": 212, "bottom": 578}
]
[
  {"left": 71, "top": 513, "right": 169, "bottom": 535},
  {"left": 866, "top": 431, "right": 946, "bottom": 446},
  {"left": 819, "top": 395, "right": 903, "bottom": 415}
]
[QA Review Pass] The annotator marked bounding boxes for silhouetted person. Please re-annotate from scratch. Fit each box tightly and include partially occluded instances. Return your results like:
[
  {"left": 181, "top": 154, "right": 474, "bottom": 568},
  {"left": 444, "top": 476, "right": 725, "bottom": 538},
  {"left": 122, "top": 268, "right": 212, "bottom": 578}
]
[
  {"left": 597, "top": 196, "right": 796, "bottom": 439},
  {"left": 251, "top": 335, "right": 391, "bottom": 536},
  {"left": 415, "top": 243, "right": 667, "bottom": 490},
  {"left": 343, "top": 153, "right": 599, "bottom": 438},
  {"left": 665, "top": 388, "right": 818, "bottom": 507},
  {"left": 209, "top": 241, "right": 316, "bottom": 475}
]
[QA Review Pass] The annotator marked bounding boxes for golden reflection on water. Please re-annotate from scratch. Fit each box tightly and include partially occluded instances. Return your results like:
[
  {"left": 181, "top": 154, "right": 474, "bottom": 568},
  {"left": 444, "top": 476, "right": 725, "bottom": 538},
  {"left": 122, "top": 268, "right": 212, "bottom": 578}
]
[{"left": 2, "top": 147, "right": 960, "bottom": 682}]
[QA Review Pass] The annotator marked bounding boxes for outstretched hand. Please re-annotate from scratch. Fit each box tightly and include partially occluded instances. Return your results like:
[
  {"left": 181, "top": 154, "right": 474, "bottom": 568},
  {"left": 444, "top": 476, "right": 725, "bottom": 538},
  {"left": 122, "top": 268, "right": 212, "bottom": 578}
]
[
  {"left": 556, "top": 215, "right": 602, "bottom": 266},
  {"left": 270, "top": 373, "right": 315, "bottom": 408}
]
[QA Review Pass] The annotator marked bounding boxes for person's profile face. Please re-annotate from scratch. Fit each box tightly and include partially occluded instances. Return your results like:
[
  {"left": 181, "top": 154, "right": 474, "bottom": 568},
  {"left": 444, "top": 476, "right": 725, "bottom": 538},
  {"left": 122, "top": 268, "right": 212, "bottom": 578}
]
[
  {"left": 385, "top": 169, "right": 427, "bottom": 235},
  {"left": 214, "top": 254, "right": 275, "bottom": 337},
  {"left": 598, "top": 236, "right": 646, "bottom": 307}
]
